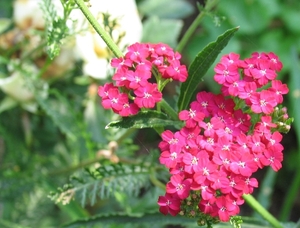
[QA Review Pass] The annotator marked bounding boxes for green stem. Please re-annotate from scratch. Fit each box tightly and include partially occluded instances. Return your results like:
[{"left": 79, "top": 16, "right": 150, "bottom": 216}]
[
  {"left": 176, "top": 0, "right": 219, "bottom": 53},
  {"left": 279, "top": 165, "right": 300, "bottom": 221},
  {"left": 116, "top": 128, "right": 136, "bottom": 145},
  {"left": 159, "top": 78, "right": 172, "bottom": 91},
  {"left": 153, "top": 126, "right": 164, "bottom": 135},
  {"left": 253, "top": 167, "right": 277, "bottom": 218},
  {"left": 149, "top": 168, "right": 166, "bottom": 190},
  {"left": 48, "top": 156, "right": 105, "bottom": 176},
  {"left": 48, "top": 155, "right": 146, "bottom": 176},
  {"left": 159, "top": 98, "right": 179, "bottom": 121},
  {"left": 75, "top": 0, "right": 123, "bottom": 58},
  {"left": 21, "top": 111, "right": 32, "bottom": 147},
  {"left": 243, "top": 194, "right": 283, "bottom": 228},
  {"left": 37, "top": 56, "right": 53, "bottom": 78}
]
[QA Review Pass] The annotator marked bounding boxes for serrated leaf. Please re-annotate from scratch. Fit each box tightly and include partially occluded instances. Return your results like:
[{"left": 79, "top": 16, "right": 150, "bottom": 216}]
[
  {"left": 52, "top": 164, "right": 151, "bottom": 207},
  {"left": 177, "top": 27, "right": 239, "bottom": 111},
  {"left": 62, "top": 213, "right": 299, "bottom": 228},
  {"left": 105, "top": 110, "right": 183, "bottom": 129},
  {"left": 62, "top": 212, "right": 198, "bottom": 228}
]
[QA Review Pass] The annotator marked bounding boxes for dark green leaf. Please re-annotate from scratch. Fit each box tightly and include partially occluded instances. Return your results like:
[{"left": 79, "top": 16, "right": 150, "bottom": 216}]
[
  {"left": 177, "top": 27, "right": 239, "bottom": 111},
  {"left": 105, "top": 110, "right": 183, "bottom": 129}
]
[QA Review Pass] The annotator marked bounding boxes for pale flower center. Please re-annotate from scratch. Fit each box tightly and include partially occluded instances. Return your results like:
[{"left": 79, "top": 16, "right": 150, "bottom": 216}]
[
  {"left": 111, "top": 98, "right": 118, "bottom": 104},
  {"left": 260, "top": 99, "right": 267, "bottom": 106},
  {"left": 238, "top": 161, "right": 245, "bottom": 168},
  {"left": 176, "top": 183, "right": 184, "bottom": 191},
  {"left": 191, "top": 156, "right": 198, "bottom": 165},
  {"left": 144, "top": 92, "right": 152, "bottom": 99},
  {"left": 202, "top": 167, "right": 209, "bottom": 176},
  {"left": 170, "top": 152, "right": 177, "bottom": 160}
]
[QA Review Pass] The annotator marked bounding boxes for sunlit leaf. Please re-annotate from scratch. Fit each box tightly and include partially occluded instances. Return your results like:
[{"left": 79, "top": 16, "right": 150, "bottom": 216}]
[{"left": 106, "top": 110, "right": 183, "bottom": 129}]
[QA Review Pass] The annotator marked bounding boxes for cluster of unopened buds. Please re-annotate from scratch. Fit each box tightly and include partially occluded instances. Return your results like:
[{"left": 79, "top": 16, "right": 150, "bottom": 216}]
[
  {"left": 158, "top": 51, "right": 292, "bottom": 224},
  {"left": 98, "top": 42, "right": 188, "bottom": 116},
  {"left": 98, "top": 42, "right": 292, "bottom": 225}
]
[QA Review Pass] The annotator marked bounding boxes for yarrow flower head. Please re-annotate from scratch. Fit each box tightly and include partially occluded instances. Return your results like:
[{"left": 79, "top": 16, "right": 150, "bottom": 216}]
[
  {"left": 98, "top": 42, "right": 188, "bottom": 116},
  {"left": 157, "top": 52, "right": 292, "bottom": 224}
]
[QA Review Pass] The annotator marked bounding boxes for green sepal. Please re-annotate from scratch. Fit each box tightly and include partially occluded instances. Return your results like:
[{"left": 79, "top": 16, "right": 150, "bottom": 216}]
[{"left": 177, "top": 26, "right": 239, "bottom": 111}]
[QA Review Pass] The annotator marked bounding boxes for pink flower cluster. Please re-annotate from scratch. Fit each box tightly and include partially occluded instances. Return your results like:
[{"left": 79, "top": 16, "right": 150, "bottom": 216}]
[
  {"left": 214, "top": 52, "right": 288, "bottom": 114},
  {"left": 158, "top": 52, "right": 289, "bottom": 222},
  {"left": 98, "top": 43, "right": 188, "bottom": 117}
]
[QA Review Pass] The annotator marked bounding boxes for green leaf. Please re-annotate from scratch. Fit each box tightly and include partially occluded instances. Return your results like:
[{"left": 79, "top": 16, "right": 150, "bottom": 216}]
[
  {"left": 62, "top": 212, "right": 199, "bottom": 228},
  {"left": 51, "top": 163, "right": 151, "bottom": 207},
  {"left": 253, "top": 167, "right": 277, "bottom": 219},
  {"left": 218, "top": 0, "right": 278, "bottom": 35},
  {"left": 39, "top": 0, "right": 69, "bottom": 59},
  {"left": 177, "top": 27, "right": 239, "bottom": 111},
  {"left": 141, "top": 16, "right": 183, "bottom": 48},
  {"left": 62, "top": 213, "right": 298, "bottom": 228},
  {"left": 105, "top": 110, "right": 183, "bottom": 129},
  {"left": 0, "top": 96, "right": 18, "bottom": 113},
  {"left": 281, "top": 5, "right": 300, "bottom": 34},
  {"left": 138, "top": 0, "right": 194, "bottom": 19},
  {"left": 0, "top": 18, "right": 12, "bottom": 34},
  {"left": 84, "top": 97, "right": 110, "bottom": 144},
  {"left": 289, "top": 47, "right": 300, "bottom": 143},
  {"left": 278, "top": 47, "right": 300, "bottom": 221},
  {"left": 36, "top": 89, "right": 79, "bottom": 140},
  {"left": 0, "top": 219, "right": 31, "bottom": 228}
]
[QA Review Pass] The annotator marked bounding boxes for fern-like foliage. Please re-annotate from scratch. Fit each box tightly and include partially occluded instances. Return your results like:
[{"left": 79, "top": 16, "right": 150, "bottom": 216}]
[
  {"left": 50, "top": 163, "right": 152, "bottom": 207},
  {"left": 39, "top": 0, "right": 71, "bottom": 59}
]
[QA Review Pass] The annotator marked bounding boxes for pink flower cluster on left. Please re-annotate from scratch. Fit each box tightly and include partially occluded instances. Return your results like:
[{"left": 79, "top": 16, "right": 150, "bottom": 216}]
[{"left": 98, "top": 43, "right": 188, "bottom": 116}]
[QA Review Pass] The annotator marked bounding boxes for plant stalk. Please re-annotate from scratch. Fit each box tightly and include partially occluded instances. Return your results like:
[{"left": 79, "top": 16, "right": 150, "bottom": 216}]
[
  {"left": 159, "top": 98, "right": 179, "bottom": 121},
  {"left": 74, "top": 0, "right": 123, "bottom": 58},
  {"left": 150, "top": 168, "right": 166, "bottom": 190},
  {"left": 176, "top": 0, "right": 219, "bottom": 53},
  {"left": 279, "top": 164, "right": 300, "bottom": 221},
  {"left": 243, "top": 194, "right": 283, "bottom": 228}
]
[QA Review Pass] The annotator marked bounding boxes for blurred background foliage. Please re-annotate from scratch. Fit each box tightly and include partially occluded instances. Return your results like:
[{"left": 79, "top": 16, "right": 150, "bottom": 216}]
[{"left": 0, "top": 0, "right": 299, "bottom": 227}]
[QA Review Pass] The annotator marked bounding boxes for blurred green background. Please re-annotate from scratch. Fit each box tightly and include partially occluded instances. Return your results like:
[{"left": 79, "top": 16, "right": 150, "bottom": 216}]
[{"left": 0, "top": 0, "right": 300, "bottom": 227}]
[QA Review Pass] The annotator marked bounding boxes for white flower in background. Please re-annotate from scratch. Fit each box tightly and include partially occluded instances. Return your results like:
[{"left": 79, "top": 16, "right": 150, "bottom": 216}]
[
  {"left": 12, "top": 0, "right": 75, "bottom": 79},
  {"left": 0, "top": 0, "right": 71, "bottom": 110},
  {"left": 13, "top": 0, "right": 64, "bottom": 30},
  {"left": 0, "top": 68, "right": 36, "bottom": 102},
  {"left": 0, "top": 62, "right": 48, "bottom": 113},
  {"left": 69, "top": 0, "right": 143, "bottom": 79},
  {"left": 0, "top": 0, "right": 143, "bottom": 110}
]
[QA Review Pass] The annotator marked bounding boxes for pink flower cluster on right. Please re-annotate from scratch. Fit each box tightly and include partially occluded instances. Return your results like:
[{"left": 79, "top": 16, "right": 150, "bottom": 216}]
[
  {"left": 214, "top": 52, "right": 288, "bottom": 114},
  {"left": 158, "top": 52, "right": 290, "bottom": 222}
]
